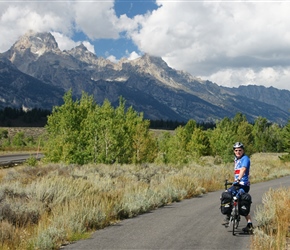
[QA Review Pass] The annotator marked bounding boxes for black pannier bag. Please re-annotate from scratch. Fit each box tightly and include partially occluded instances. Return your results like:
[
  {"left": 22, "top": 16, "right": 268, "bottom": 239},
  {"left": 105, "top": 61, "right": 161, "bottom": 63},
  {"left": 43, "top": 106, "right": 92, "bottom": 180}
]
[
  {"left": 220, "top": 191, "right": 232, "bottom": 215},
  {"left": 239, "top": 193, "right": 252, "bottom": 216}
]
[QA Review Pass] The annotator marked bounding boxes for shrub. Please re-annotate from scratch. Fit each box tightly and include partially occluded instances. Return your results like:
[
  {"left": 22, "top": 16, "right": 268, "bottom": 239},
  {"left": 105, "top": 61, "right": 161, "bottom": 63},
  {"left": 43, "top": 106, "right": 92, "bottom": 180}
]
[{"left": 25, "top": 156, "right": 38, "bottom": 167}]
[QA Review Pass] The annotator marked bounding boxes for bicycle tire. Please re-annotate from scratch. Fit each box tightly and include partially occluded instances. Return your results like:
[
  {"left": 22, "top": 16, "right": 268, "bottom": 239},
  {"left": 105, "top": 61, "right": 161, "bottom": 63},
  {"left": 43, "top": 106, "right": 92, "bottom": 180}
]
[{"left": 232, "top": 205, "right": 238, "bottom": 235}]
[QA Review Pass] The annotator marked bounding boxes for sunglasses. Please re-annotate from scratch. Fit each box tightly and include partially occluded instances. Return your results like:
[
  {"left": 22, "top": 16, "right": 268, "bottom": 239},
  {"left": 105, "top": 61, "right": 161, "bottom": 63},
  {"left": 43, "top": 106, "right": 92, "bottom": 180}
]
[{"left": 234, "top": 149, "right": 243, "bottom": 152}]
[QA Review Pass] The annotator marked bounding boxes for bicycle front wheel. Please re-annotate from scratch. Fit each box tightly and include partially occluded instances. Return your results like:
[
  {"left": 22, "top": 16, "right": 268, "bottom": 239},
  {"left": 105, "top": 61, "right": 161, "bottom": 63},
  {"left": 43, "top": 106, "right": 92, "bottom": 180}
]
[{"left": 232, "top": 205, "right": 238, "bottom": 235}]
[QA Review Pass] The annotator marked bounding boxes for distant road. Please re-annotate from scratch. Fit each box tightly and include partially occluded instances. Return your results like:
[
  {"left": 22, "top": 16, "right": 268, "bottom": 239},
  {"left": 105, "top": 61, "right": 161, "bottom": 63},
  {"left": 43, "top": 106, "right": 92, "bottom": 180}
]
[
  {"left": 0, "top": 153, "right": 43, "bottom": 167},
  {"left": 63, "top": 176, "right": 290, "bottom": 250}
]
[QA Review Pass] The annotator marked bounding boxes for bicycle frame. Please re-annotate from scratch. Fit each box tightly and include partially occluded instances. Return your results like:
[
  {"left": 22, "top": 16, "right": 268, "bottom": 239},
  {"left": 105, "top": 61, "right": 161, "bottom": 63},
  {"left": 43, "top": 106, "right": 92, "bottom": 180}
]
[{"left": 224, "top": 180, "right": 241, "bottom": 235}]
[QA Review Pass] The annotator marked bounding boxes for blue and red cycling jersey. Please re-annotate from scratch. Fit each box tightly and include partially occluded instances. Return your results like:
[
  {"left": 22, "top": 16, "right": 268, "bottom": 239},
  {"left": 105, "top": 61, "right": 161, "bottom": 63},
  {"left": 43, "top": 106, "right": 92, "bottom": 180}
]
[{"left": 234, "top": 154, "right": 250, "bottom": 186}]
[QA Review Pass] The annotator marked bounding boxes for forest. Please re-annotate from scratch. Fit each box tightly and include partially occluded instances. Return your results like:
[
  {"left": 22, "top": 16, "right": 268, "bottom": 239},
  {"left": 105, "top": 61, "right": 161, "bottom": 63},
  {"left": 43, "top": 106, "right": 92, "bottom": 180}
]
[{"left": 1, "top": 90, "right": 289, "bottom": 164}]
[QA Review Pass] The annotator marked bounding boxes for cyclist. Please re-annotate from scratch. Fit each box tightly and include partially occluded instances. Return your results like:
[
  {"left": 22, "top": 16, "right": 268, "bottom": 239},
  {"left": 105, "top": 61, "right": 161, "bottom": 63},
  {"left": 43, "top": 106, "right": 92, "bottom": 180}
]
[{"left": 223, "top": 142, "right": 254, "bottom": 233}]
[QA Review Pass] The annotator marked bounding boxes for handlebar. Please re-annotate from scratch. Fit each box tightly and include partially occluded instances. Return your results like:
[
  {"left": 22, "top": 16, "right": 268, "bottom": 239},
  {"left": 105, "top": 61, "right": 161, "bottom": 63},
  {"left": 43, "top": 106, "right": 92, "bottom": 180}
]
[{"left": 224, "top": 179, "right": 241, "bottom": 190}]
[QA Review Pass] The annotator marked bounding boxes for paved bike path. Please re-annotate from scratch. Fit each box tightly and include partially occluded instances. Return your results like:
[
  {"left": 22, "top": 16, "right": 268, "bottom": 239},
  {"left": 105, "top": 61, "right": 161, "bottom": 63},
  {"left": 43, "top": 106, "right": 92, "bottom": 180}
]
[
  {"left": 0, "top": 153, "right": 43, "bottom": 166},
  {"left": 63, "top": 176, "right": 290, "bottom": 250}
]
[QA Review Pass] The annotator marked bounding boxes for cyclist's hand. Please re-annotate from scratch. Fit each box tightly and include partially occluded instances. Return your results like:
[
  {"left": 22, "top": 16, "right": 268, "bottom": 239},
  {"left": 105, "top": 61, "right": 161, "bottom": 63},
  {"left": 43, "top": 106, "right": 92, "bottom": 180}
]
[{"left": 233, "top": 181, "right": 240, "bottom": 186}]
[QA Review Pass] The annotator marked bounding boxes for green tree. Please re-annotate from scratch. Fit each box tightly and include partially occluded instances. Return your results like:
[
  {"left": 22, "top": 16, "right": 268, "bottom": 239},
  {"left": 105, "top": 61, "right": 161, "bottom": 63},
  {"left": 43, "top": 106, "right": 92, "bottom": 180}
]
[
  {"left": 235, "top": 121, "right": 254, "bottom": 156},
  {"left": 209, "top": 117, "right": 236, "bottom": 162},
  {"left": 187, "top": 127, "right": 211, "bottom": 159},
  {"left": 252, "top": 117, "right": 269, "bottom": 152},
  {"left": 0, "top": 129, "right": 8, "bottom": 139},
  {"left": 252, "top": 117, "right": 283, "bottom": 153},
  {"left": 131, "top": 121, "right": 158, "bottom": 164},
  {"left": 154, "top": 131, "right": 172, "bottom": 164},
  {"left": 267, "top": 123, "right": 284, "bottom": 152},
  {"left": 165, "top": 126, "right": 189, "bottom": 164},
  {"left": 0, "top": 128, "right": 9, "bottom": 149},
  {"left": 45, "top": 90, "right": 97, "bottom": 164},
  {"left": 280, "top": 120, "right": 290, "bottom": 161},
  {"left": 209, "top": 113, "right": 253, "bottom": 162},
  {"left": 12, "top": 132, "right": 26, "bottom": 147},
  {"left": 44, "top": 91, "right": 155, "bottom": 164},
  {"left": 94, "top": 99, "right": 118, "bottom": 163}
]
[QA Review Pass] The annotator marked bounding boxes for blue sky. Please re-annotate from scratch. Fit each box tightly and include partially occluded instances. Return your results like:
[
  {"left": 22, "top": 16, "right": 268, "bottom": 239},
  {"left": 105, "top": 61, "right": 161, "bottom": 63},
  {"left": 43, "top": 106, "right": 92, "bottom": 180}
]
[
  {"left": 1, "top": 0, "right": 290, "bottom": 91},
  {"left": 71, "top": 0, "right": 159, "bottom": 60},
  {"left": 114, "top": 0, "right": 158, "bottom": 18}
]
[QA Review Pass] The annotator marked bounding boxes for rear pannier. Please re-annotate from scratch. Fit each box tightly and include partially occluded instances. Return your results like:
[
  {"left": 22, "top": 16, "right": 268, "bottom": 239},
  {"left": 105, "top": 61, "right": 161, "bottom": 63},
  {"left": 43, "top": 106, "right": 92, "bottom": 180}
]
[
  {"left": 220, "top": 191, "right": 232, "bottom": 215},
  {"left": 239, "top": 193, "right": 252, "bottom": 216}
]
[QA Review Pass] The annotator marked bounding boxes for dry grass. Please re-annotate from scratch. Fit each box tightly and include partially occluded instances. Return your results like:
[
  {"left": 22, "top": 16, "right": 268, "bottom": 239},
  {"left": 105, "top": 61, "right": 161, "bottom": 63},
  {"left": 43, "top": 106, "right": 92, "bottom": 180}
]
[
  {"left": 251, "top": 187, "right": 290, "bottom": 250},
  {"left": 0, "top": 153, "right": 289, "bottom": 249},
  {"left": 250, "top": 153, "right": 290, "bottom": 182}
]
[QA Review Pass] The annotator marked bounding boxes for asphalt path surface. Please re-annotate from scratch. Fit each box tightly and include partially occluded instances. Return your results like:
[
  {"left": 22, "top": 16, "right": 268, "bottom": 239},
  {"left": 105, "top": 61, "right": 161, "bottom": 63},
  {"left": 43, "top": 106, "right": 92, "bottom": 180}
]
[
  {"left": 63, "top": 176, "right": 290, "bottom": 250},
  {"left": 0, "top": 153, "right": 43, "bottom": 166}
]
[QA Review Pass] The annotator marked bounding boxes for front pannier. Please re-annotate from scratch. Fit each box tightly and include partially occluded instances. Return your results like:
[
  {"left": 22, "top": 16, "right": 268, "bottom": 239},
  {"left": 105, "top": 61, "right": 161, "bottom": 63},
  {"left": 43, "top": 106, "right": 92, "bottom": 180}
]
[
  {"left": 220, "top": 191, "right": 232, "bottom": 215},
  {"left": 239, "top": 193, "right": 252, "bottom": 216}
]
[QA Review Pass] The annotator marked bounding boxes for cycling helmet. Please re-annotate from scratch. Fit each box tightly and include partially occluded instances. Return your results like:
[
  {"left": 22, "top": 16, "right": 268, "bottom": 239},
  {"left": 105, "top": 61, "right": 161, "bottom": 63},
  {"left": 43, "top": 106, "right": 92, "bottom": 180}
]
[{"left": 233, "top": 142, "right": 244, "bottom": 149}]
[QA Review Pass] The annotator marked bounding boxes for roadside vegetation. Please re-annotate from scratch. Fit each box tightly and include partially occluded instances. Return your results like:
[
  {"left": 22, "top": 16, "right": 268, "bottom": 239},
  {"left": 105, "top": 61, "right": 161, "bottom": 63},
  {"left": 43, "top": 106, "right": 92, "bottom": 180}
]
[
  {"left": 0, "top": 154, "right": 289, "bottom": 249},
  {"left": 252, "top": 187, "right": 290, "bottom": 250},
  {"left": 0, "top": 90, "right": 290, "bottom": 249}
]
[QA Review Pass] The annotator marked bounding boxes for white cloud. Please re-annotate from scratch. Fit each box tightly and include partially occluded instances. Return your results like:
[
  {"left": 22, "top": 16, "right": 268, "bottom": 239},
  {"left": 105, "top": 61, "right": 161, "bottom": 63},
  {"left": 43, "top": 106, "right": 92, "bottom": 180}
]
[
  {"left": 0, "top": 2, "right": 73, "bottom": 52},
  {"left": 82, "top": 41, "right": 95, "bottom": 54},
  {"left": 107, "top": 55, "right": 118, "bottom": 63},
  {"left": 73, "top": 1, "right": 121, "bottom": 40},
  {"left": 1, "top": 0, "right": 290, "bottom": 91},
  {"left": 0, "top": 1, "right": 122, "bottom": 51},
  {"left": 204, "top": 66, "right": 290, "bottom": 91},
  {"left": 129, "top": 1, "right": 290, "bottom": 90},
  {"left": 127, "top": 51, "right": 140, "bottom": 60},
  {"left": 51, "top": 32, "right": 95, "bottom": 54},
  {"left": 51, "top": 32, "right": 79, "bottom": 51}
]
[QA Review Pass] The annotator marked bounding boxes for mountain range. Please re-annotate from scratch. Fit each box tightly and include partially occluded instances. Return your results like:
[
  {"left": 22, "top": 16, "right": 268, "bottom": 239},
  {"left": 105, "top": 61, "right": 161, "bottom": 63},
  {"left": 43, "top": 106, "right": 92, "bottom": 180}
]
[{"left": 0, "top": 31, "right": 289, "bottom": 125}]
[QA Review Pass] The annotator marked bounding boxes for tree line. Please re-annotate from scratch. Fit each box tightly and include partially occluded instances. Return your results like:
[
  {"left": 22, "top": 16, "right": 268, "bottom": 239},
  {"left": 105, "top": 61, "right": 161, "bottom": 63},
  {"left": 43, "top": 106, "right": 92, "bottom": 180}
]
[
  {"left": 0, "top": 107, "right": 189, "bottom": 130},
  {"left": 41, "top": 91, "right": 290, "bottom": 165},
  {"left": 0, "top": 107, "right": 50, "bottom": 127}
]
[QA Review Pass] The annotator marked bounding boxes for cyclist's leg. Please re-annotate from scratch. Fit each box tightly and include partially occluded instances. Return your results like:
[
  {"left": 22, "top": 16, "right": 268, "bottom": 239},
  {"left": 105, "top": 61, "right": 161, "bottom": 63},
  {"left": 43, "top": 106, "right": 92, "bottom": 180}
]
[
  {"left": 239, "top": 186, "right": 254, "bottom": 232},
  {"left": 237, "top": 188, "right": 244, "bottom": 199},
  {"left": 227, "top": 186, "right": 237, "bottom": 196}
]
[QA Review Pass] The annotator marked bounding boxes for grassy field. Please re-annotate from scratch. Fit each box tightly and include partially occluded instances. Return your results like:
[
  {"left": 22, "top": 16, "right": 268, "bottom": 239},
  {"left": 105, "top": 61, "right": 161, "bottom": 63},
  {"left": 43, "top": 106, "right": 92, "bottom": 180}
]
[{"left": 0, "top": 152, "right": 289, "bottom": 249}]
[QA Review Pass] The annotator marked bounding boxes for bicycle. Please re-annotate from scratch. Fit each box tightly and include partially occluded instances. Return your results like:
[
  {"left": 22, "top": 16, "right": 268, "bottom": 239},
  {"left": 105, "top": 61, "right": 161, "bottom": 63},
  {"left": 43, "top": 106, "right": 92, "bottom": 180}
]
[{"left": 224, "top": 180, "right": 241, "bottom": 236}]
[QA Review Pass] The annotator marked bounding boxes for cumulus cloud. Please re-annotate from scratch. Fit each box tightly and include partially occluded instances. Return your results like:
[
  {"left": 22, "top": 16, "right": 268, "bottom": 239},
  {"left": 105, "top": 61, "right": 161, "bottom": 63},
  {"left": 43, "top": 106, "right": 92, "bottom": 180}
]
[
  {"left": 72, "top": 1, "right": 120, "bottom": 40},
  {"left": 1, "top": 0, "right": 290, "bottom": 91},
  {"left": 0, "top": 1, "right": 122, "bottom": 51},
  {"left": 204, "top": 66, "right": 290, "bottom": 91},
  {"left": 52, "top": 32, "right": 96, "bottom": 54},
  {"left": 129, "top": 1, "right": 290, "bottom": 90},
  {"left": 51, "top": 32, "right": 79, "bottom": 51}
]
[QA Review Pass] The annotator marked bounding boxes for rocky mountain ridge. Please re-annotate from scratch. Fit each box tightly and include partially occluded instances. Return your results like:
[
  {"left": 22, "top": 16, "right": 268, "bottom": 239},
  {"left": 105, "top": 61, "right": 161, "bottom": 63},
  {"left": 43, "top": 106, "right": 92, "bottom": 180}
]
[{"left": 0, "top": 31, "right": 289, "bottom": 124}]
